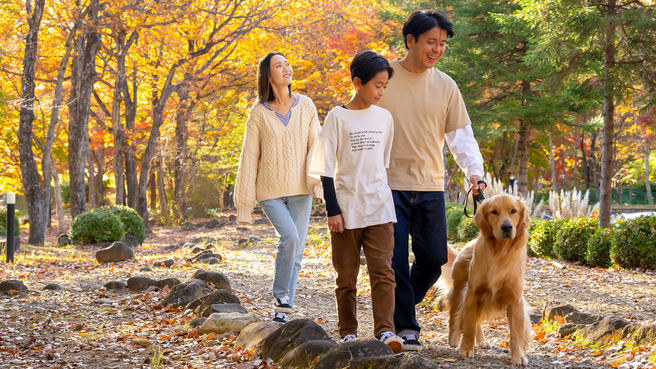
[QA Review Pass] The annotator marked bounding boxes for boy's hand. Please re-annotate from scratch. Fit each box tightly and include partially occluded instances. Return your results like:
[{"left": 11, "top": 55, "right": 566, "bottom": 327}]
[{"left": 328, "top": 214, "right": 344, "bottom": 233}]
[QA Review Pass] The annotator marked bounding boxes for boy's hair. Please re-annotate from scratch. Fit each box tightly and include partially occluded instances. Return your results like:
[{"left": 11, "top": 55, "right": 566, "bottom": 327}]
[
  {"left": 350, "top": 51, "right": 394, "bottom": 85},
  {"left": 257, "top": 52, "right": 292, "bottom": 104},
  {"left": 402, "top": 10, "right": 454, "bottom": 49}
]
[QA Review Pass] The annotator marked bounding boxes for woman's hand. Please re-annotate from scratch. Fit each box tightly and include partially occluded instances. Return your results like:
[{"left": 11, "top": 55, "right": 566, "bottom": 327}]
[{"left": 327, "top": 214, "right": 344, "bottom": 233}]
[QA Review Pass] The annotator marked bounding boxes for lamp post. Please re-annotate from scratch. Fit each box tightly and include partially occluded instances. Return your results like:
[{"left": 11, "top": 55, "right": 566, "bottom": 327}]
[{"left": 6, "top": 193, "right": 15, "bottom": 264}]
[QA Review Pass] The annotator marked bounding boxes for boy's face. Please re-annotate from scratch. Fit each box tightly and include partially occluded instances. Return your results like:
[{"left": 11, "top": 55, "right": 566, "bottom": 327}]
[
  {"left": 406, "top": 27, "right": 448, "bottom": 71},
  {"left": 355, "top": 70, "right": 390, "bottom": 106}
]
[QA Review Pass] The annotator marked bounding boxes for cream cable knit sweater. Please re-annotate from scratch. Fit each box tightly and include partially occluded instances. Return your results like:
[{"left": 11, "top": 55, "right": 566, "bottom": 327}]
[{"left": 234, "top": 95, "right": 323, "bottom": 223}]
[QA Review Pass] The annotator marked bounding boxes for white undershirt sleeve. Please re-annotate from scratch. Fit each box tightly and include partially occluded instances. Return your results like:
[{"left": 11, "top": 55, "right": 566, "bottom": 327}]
[{"left": 445, "top": 125, "right": 485, "bottom": 179}]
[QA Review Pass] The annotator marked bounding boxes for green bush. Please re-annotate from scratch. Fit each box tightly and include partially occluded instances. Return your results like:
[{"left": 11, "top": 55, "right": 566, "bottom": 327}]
[
  {"left": 457, "top": 216, "right": 479, "bottom": 241},
  {"left": 610, "top": 216, "right": 656, "bottom": 270},
  {"left": 529, "top": 219, "right": 560, "bottom": 259},
  {"left": 0, "top": 207, "right": 20, "bottom": 237},
  {"left": 587, "top": 228, "right": 613, "bottom": 268},
  {"left": 70, "top": 208, "right": 125, "bottom": 244},
  {"left": 553, "top": 218, "right": 597, "bottom": 262},
  {"left": 101, "top": 205, "right": 146, "bottom": 243},
  {"left": 446, "top": 208, "right": 465, "bottom": 241}
]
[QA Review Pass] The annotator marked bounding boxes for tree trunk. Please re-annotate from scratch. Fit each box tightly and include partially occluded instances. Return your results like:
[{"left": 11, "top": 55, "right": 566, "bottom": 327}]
[
  {"left": 157, "top": 158, "right": 171, "bottom": 226},
  {"left": 645, "top": 136, "right": 654, "bottom": 206},
  {"left": 120, "top": 34, "right": 139, "bottom": 208},
  {"left": 149, "top": 168, "right": 157, "bottom": 211},
  {"left": 549, "top": 133, "right": 557, "bottom": 192},
  {"left": 50, "top": 155, "right": 66, "bottom": 235},
  {"left": 17, "top": 0, "right": 48, "bottom": 245},
  {"left": 573, "top": 127, "right": 578, "bottom": 188},
  {"left": 516, "top": 119, "right": 530, "bottom": 195},
  {"left": 87, "top": 139, "right": 96, "bottom": 209},
  {"left": 68, "top": 4, "right": 100, "bottom": 219},
  {"left": 173, "top": 86, "right": 191, "bottom": 220},
  {"left": 599, "top": 0, "right": 616, "bottom": 228}
]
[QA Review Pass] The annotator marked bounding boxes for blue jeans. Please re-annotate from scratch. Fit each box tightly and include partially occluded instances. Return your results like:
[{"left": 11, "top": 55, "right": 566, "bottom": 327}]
[
  {"left": 259, "top": 194, "right": 312, "bottom": 307},
  {"left": 392, "top": 190, "right": 448, "bottom": 335}
]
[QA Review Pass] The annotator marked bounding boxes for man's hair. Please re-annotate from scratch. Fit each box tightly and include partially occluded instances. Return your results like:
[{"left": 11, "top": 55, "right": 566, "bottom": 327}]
[
  {"left": 257, "top": 52, "right": 292, "bottom": 104},
  {"left": 350, "top": 51, "right": 394, "bottom": 85},
  {"left": 402, "top": 10, "right": 454, "bottom": 49}
]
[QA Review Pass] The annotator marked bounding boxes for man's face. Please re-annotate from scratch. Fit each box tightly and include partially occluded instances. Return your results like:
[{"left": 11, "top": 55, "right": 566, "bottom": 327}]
[{"left": 407, "top": 27, "right": 448, "bottom": 71}]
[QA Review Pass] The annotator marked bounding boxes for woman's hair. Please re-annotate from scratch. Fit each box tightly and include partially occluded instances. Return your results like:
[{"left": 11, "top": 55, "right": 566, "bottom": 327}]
[
  {"left": 349, "top": 51, "right": 394, "bottom": 85},
  {"left": 402, "top": 10, "right": 454, "bottom": 49},
  {"left": 257, "top": 52, "right": 292, "bottom": 104}
]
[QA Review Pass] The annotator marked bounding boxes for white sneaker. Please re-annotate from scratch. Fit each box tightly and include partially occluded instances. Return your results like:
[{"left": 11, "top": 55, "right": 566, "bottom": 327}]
[
  {"left": 377, "top": 331, "right": 403, "bottom": 353},
  {"left": 340, "top": 333, "right": 357, "bottom": 343},
  {"left": 272, "top": 312, "right": 288, "bottom": 324},
  {"left": 401, "top": 333, "right": 422, "bottom": 351},
  {"left": 273, "top": 296, "right": 292, "bottom": 313}
]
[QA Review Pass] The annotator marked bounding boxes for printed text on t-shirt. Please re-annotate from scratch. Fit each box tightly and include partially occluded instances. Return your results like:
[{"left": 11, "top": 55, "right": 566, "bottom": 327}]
[{"left": 349, "top": 131, "right": 382, "bottom": 152}]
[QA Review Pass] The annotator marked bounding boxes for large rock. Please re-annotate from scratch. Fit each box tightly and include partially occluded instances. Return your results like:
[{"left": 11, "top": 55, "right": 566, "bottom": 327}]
[
  {"left": 633, "top": 323, "right": 656, "bottom": 345},
  {"left": 161, "top": 280, "right": 211, "bottom": 307},
  {"left": 122, "top": 235, "right": 140, "bottom": 248},
  {"left": 314, "top": 338, "right": 393, "bottom": 369},
  {"left": 186, "top": 289, "right": 240, "bottom": 312},
  {"left": 201, "top": 303, "right": 248, "bottom": 317},
  {"left": 127, "top": 276, "right": 159, "bottom": 291},
  {"left": 191, "top": 270, "right": 231, "bottom": 290},
  {"left": 234, "top": 322, "right": 281, "bottom": 350},
  {"left": 0, "top": 280, "right": 27, "bottom": 292},
  {"left": 199, "top": 312, "right": 256, "bottom": 334},
  {"left": 104, "top": 281, "right": 127, "bottom": 290},
  {"left": 281, "top": 340, "right": 337, "bottom": 369},
  {"left": 349, "top": 352, "right": 438, "bottom": 369},
  {"left": 189, "top": 252, "right": 223, "bottom": 263},
  {"left": 43, "top": 283, "right": 62, "bottom": 291},
  {"left": 190, "top": 317, "right": 207, "bottom": 328},
  {"left": 558, "top": 323, "right": 584, "bottom": 338},
  {"left": 58, "top": 234, "right": 72, "bottom": 247},
  {"left": 623, "top": 323, "right": 642, "bottom": 338},
  {"left": 158, "top": 278, "right": 180, "bottom": 289},
  {"left": 262, "top": 319, "right": 332, "bottom": 362},
  {"left": 565, "top": 311, "right": 603, "bottom": 325},
  {"left": 543, "top": 301, "right": 578, "bottom": 321},
  {"left": 579, "top": 317, "right": 629, "bottom": 342},
  {"left": 95, "top": 242, "right": 134, "bottom": 263},
  {"left": 528, "top": 307, "right": 542, "bottom": 324}
]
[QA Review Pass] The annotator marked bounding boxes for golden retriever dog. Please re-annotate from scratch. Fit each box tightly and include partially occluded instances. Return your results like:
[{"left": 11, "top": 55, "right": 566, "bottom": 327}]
[{"left": 445, "top": 194, "right": 532, "bottom": 366}]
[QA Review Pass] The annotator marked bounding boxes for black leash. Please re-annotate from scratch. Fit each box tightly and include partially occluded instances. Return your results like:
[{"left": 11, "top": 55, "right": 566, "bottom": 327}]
[{"left": 464, "top": 180, "right": 487, "bottom": 218}]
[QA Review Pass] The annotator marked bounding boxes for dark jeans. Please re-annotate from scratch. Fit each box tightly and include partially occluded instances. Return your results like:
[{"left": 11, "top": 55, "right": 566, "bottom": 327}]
[{"left": 392, "top": 190, "right": 448, "bottom": 334}]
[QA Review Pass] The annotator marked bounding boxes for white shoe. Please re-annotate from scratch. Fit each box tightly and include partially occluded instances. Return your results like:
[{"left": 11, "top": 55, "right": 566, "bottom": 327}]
[
  {"left": 340, "top": 333, "right": 357, "bottom": 343},
  {"left": 378, "top": 331, "right": 403, "bottom": 353}
]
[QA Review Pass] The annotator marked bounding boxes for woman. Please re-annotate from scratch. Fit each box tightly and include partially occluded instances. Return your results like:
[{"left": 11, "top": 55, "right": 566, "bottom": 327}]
[{"left": 234, "top": 52, "right": 322, "bottom": 324}]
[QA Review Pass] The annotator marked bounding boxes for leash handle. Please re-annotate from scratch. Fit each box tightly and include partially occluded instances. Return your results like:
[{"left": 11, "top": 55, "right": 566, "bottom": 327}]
[{"left": 464, "top": 180, "right": 487, "bottom": 219}]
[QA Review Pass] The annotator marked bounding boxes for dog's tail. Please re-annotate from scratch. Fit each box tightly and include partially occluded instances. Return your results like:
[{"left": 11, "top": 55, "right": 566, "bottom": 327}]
[{"left": 432, "top": 243, "right": 459, "bottom": 311}]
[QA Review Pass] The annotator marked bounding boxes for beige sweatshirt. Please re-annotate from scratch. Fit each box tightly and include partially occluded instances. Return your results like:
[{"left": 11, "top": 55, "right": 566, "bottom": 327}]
[{"left": 234, "top": 94, "right": 322, "bottom": 223}]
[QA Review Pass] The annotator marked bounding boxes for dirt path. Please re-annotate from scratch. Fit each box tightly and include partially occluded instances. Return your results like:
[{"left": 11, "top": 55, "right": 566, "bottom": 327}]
[{"left": 0, "top": 218, "right": 654, "bottom": 368}]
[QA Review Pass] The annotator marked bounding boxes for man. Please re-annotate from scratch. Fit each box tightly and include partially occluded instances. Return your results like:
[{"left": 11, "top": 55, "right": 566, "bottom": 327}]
[{"left": 378, "top": 10, "right": 486, "bottom": 351}]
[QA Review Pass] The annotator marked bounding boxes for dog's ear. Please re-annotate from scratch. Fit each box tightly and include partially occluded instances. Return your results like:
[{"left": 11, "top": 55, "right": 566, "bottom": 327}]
[
  {"left": 474, "top": 200, "right": 493, "bottom": 237},
  {"left": 516, "top": 198, "right": 531, "bottom": 236}
]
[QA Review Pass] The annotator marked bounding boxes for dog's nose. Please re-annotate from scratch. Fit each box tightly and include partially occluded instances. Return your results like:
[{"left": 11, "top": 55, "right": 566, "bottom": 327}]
[{"left": 501, "top": 221, "right": 513, "bottom": 234}]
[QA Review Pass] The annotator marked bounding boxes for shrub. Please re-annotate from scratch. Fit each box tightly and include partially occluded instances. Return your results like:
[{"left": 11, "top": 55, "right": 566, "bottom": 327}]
[
  {"left": 587, "top": 228, "right": 613, "bottom": 268},
  {"left": 529, "top": 219, "right": 560, "bottom": 259},
  {"left": 70, "top": 208, "right": 125, "bottom": 244},
  {"left": 0, "top": 207, "right": 20, "bottom": 237},
  {"left": 610, "top": 216, "right": 656, "bottom": 270},
  {"left": 553, "top": 218, "right": 597, "bottom": 262},
  {"left": 101, "top": 205, "right": 146, "bottom": 243},
  {"left": 457, "top": 216, "right": 479, "bottom": 241},
  {"left": 446, "top": 208, "right": 465, "bottom": 241}
]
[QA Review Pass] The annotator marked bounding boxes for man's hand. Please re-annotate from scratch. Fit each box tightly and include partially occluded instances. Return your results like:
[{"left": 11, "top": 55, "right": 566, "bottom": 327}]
[
  {"left": 470, "top": 175, "right": 486, "bottom": 195},
  {"left": 328, "top": 214, "right": 345, "bottom": 233},
  {"left": 314, "top": 197, "right": 324, "bottom": 205}
]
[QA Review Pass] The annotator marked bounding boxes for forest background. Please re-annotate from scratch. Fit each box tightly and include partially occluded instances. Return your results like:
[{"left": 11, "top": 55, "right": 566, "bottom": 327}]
[{"left": 1, "top": 0, "right": 655, "bottom": 245}]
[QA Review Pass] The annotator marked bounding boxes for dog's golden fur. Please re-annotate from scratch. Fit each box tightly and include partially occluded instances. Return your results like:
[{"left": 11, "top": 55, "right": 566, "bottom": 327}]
[{"left": 445, "top": 194, "right": 532, "bottom": 366}]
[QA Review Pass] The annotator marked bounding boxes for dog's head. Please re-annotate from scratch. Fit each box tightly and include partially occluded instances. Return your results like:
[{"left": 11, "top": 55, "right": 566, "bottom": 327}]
[{"left": 474, "top": 194, "right": 530, "bottom": 240}]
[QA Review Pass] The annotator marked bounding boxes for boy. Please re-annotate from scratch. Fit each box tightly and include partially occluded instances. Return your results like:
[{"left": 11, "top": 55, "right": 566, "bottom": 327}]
[{"left": 309, "top": 51, "right": 403, "bottom": 352}]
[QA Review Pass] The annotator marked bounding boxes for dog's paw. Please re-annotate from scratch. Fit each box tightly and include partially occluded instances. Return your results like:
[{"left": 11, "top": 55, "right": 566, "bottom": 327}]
[
  {"left": 448, "top": 334, "right": 461, "bottom": 347},
  {"left": 511, "top": 354, "right": 528, "bottom": 366},
  {"left": 476, "top": 340, "right": 491, "bottom": 349},
  {"left": 459, "top": 347, "right": 475, "bottom": 358}
]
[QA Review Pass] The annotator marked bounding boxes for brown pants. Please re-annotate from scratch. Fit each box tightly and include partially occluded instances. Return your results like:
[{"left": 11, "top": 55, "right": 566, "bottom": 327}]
[{"left": 331, "top": 222, "right": 396, "bottom": 337}]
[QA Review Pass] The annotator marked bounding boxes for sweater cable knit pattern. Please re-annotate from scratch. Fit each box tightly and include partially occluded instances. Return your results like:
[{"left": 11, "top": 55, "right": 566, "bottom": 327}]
[{"left": 234, "top": 95, "right": 322, "bottom": 223}]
